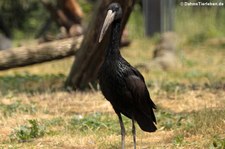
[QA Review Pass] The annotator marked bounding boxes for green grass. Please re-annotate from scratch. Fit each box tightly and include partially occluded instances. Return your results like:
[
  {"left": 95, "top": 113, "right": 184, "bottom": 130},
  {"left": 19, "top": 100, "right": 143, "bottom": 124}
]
[
  {"left": 172, "top": 109, "right": 225, "bottom": 148},
  {"left": 9, "top": 119, "right": 45, "bottom": 143},
  {"left": 0, "top": 100, "right": 37, "bottom": 117},
  {"left": 127, "top": 4, "right": 145, "bottom": 39},
  {"left": 211, "top": 136, "right": 225, "bottom": 149},
  {"left": 187, "top": 109, "right": 225, "bottom": 136},
  {"left": 175, "top": 7, "right": 225, "bottom": 45},
  {"left": 0, "top": 73, "right": 66, "bottom": 95}
]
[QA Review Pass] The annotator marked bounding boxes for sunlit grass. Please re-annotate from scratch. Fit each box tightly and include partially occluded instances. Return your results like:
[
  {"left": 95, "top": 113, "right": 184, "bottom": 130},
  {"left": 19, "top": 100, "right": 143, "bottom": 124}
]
[
  {"left": 0, "top": 37, "right": 224, "bottom": 148},
  {"left": 175, "top": 7, "right": 225, "bottom": 45}
]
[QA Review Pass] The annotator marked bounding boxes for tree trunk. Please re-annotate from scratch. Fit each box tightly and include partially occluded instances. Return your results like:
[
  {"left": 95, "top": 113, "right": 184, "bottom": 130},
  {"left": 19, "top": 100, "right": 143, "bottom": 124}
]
[
  {"left": 65, "top": 0, "right": 135, "bottom": 90},
  {"left": 0, "top": 36, "right": 83, "bottom": 70}
]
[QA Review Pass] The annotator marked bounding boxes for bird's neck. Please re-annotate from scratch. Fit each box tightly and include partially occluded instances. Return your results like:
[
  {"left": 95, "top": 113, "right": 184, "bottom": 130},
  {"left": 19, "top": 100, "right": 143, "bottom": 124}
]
[{"left": 106, "top": 19, "right": 121, "bottom": 58}]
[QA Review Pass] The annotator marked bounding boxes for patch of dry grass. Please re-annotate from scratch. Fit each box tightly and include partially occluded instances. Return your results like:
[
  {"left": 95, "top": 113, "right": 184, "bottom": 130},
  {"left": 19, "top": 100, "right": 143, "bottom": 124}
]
[{"left": 0, "top": 36, "right": 225, "bottom": 148}]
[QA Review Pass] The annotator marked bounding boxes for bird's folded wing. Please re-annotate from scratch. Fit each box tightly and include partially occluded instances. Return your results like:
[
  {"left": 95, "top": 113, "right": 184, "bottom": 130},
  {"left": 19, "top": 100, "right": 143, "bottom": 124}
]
[{"left": 125, "top": 72, "right": 156, "bottom": 122}]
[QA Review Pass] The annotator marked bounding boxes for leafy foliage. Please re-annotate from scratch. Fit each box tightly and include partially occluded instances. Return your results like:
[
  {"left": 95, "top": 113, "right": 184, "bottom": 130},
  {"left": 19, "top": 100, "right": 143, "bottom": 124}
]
[
  {"left": 156, "top": 110, "right": 190, "bottom": 130},
  {"left": 9, "top": 119, "right": 45, "bottom": 142},
  {"left": 0, "top": 0, "right": 47, "bottom": 34},
  {"left": 173, "top": 134, "right": 185, "bottom": 146}
]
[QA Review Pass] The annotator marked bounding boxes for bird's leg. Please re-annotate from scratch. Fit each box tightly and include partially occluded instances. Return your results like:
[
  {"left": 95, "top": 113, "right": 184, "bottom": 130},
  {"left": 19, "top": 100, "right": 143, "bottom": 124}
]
[
  {"left": 116, "top": 112, "right": 125, "bottom": 149},
  {"left": 132, "top": 117, "right": 136, "bottom": 149}
]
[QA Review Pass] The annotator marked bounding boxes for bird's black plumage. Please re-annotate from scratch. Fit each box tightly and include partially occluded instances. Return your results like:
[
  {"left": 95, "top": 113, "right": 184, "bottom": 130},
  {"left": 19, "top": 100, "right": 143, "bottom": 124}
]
[{"left": 98, "top": 3, "right": 156, "bottom": 148}]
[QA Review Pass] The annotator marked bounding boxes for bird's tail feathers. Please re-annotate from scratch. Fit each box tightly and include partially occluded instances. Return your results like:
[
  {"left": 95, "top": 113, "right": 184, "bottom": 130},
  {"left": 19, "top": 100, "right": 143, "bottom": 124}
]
[{"left": 134, "top": 110, "right": 157, "bottom": 132}]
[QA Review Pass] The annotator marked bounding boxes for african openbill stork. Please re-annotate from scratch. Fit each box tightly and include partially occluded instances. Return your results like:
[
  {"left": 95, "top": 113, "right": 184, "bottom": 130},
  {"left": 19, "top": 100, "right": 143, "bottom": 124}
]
[{"left": 98, "top": 3, "right": 157, "bottom": 149}]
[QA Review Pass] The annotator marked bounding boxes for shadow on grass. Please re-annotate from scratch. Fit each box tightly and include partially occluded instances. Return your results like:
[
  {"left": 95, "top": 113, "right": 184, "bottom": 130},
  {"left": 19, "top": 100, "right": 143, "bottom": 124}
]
[
  {"left": 0, "top": 72, "right": 224, "bottom": 96},
  {"left": 0, "top": 73, "right": 66, "bottom": 95}
]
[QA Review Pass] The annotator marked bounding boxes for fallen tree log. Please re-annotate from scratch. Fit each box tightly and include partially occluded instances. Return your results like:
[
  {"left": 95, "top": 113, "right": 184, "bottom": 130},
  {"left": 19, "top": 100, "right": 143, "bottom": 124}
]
[{"left": 0, "top": 36, "right": 83, "bottom": 70}]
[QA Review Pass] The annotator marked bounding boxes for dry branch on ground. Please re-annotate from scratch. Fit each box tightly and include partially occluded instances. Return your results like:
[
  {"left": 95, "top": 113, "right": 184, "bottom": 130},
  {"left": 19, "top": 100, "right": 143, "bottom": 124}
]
[{"left": 0, "top": 36, "right": 83, "bottom": 71}]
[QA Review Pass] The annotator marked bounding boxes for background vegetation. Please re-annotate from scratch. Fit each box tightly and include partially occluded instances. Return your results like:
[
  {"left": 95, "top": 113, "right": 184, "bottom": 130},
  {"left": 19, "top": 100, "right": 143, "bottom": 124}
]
[{"left": 0, "top": 0, "right": 224, "bottom": 148}]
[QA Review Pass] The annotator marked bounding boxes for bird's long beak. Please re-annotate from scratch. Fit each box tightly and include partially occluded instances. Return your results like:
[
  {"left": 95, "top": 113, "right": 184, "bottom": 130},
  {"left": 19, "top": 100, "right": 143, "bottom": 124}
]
[{"left": 99, "top": 10, "right": 116, "bottom": 43}]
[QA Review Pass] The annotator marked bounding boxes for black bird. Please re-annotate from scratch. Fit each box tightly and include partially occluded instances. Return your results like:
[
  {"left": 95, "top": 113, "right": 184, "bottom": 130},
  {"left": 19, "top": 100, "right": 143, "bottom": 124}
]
[{"left": 98, "top": 3, "right": 157, "bottom": 149}]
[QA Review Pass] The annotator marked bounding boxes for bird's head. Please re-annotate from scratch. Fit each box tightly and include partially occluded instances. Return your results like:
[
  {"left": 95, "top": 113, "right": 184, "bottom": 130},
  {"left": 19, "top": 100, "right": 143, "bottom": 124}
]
[{"left": 99, "top": 3, "right": 122, "bottom": 43}]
